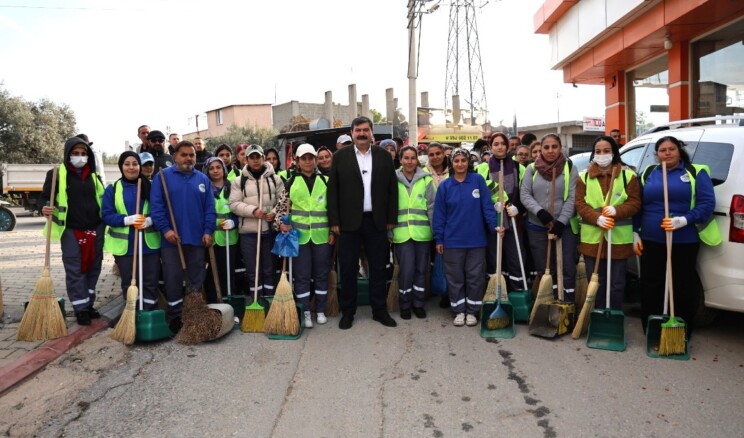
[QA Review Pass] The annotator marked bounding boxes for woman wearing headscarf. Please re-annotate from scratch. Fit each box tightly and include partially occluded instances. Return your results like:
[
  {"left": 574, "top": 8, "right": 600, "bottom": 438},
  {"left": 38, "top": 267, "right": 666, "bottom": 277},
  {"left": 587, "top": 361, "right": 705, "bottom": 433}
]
[
  {"left": 575, "top": 136, "right": 641, "bottom": 310},
  {"left": 433, "top": 148, "right": 499, "bottom": 327},
  {"left": 214, "top": 143, "right": 241, "bottom": 182},
  {"left": 635, "top": 136, "right": 718, "bottom": 336},
  {"left": 102, "top": 151, "right": 161, "bottom": 311},
  {"left": 424, "top": 142, "right": 451, "bottom": 189},
  {"left": 40, "top": 137, "right": 106, "bottom": 325},
  {"left": 520, "top": 134, "right": 579, "bottom": 302},
  {"left": 316, "top": 146, "right": 333, "bottom": 176},
  {"left": 488, "top": 132, "right": 527, "bottom": 292},
  {"left": 202, "top": 157, "right": 238, "bottom": 304}
]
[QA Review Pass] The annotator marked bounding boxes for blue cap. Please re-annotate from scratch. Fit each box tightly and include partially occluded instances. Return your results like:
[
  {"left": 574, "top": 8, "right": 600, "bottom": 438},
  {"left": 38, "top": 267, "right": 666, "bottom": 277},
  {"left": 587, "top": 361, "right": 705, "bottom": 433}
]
[{"left": 139, "top": 152, "right": 154, "bottom": 165}]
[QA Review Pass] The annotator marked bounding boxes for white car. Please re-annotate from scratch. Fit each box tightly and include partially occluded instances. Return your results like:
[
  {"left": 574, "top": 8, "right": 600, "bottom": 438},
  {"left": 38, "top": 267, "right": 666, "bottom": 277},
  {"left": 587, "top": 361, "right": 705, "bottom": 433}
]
[{"left": 620, "top": 116, "right": 744, "bottom": 325}]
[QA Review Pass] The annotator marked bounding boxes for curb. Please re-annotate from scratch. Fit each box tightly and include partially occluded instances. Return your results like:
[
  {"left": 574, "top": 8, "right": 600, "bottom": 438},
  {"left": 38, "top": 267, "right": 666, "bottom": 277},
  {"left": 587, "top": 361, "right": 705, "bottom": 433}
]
[{"left": 0, "top": 296, "right": 124, "bottom": 396}]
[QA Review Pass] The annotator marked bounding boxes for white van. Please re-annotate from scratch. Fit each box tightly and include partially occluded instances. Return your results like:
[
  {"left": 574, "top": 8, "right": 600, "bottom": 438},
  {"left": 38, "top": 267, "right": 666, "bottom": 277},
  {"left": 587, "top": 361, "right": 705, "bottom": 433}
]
[{"left": 620, "top": 116, "right": 744, "bottom": 325}]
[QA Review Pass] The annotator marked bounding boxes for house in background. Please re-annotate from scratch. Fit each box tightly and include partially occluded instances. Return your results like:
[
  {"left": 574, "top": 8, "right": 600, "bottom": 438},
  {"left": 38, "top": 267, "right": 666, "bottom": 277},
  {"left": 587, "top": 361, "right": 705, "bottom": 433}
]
[{"left": 182, "top": 104, "right": 273, "bottom": 141}]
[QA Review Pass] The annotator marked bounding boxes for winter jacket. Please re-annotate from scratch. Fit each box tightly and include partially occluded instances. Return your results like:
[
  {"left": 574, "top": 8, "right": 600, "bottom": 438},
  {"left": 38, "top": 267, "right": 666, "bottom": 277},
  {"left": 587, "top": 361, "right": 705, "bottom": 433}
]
[
  {"left": 520, "top": 161, "right": 578, "bottom": 230},
  {"left": 575, "top": 163, "right": 641, "bottom": 259},
  {"left": 150, "top": 165, "right": 216, "bottom": 247},
  {"left": 433, "top": 172, "right": 498, "bottom": 249},
  {"left": 229, "top": 163, "right": 284, "bottom": 234}
]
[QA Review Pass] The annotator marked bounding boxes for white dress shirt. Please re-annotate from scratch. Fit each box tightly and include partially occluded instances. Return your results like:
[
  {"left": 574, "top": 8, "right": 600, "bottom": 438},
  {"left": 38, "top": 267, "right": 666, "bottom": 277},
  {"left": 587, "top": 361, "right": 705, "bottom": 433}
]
[{"left": 354, "top": 145, "right": 373, "bottom": 212}]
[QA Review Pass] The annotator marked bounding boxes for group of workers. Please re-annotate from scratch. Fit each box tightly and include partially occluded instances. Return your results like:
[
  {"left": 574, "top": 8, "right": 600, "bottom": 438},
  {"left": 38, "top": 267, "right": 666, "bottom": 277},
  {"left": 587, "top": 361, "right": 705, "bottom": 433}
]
[{"left": 40, "top": 118, "right": 718, "bottom": 340}]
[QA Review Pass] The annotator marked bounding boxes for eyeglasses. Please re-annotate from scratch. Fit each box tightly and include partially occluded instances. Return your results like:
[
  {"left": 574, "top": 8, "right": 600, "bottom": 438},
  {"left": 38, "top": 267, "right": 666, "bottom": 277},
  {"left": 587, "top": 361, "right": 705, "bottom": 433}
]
[{"left": 150, "top": 138, "right": 165, "bottom": 143}]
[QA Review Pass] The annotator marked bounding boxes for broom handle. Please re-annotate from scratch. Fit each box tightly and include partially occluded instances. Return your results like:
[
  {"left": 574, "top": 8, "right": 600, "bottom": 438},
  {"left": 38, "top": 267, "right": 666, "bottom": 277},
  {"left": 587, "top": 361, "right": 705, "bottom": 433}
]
[
  {"left": 226, "top": 230, "right": 231, "bottom": 296},
  {"left": 556, "top": 239, "right": 564, "bottom": 301},
  {"left": 44, "top": 165, "right": 58, "bottom": 269},
  {"left": 511, "top": 216, "right": 528, "bottom": 290},
  {"left": 139, "top": 231, "right": 144, "bottom": 311},
  {"left": 159, "top": 171, "right": 187, "bottom": 271},
  {"left": 131, "top": 179, "right": 141, "bottom": 288},
  {"left": 496, "top": 161, "right": 504, "bottom": 281},
  {"left": 591, "top": 166, "right": 616, "bottom": 277},
  {"left": 602, "top": 167, "right": 616, "bottom": 307},
  {"left": 662, "top": 161, "right": 676, "bottom": 317},
  {"left": 208, "top": 246, "right": 222, "bottom": 302},
  {"left": 253, "top": 177, "right": 264, "bottom": 303}
]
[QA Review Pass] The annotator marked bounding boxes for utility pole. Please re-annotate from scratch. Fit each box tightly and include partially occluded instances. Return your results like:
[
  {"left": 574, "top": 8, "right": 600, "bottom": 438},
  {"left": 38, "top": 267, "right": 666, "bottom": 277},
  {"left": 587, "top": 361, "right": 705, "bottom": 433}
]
[{"left": 407, "top": 0, "right": 440, "bottom": 145}]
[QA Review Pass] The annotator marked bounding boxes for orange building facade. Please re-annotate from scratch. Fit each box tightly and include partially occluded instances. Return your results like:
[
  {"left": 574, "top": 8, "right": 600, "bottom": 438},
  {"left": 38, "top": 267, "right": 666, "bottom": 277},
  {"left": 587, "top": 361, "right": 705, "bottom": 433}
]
[{"left": 535, "top": 0, "right": 744, "bottom": 141}]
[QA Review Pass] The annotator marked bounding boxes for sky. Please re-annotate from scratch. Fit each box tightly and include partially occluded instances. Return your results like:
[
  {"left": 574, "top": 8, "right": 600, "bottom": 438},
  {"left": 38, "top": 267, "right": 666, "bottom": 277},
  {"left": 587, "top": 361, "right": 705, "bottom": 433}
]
[{"left": 0, "top": 0, "right": 606, "bottom": 156}]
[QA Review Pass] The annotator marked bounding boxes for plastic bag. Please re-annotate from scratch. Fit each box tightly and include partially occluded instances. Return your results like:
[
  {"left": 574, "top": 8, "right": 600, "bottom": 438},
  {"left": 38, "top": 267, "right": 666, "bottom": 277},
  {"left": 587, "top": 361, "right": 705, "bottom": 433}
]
[
  {"left": 430, "top": 253, "right": 448, "bottom": 296},
  {"left": 272, "top": 215, "right": 299, "bottom": 257}
]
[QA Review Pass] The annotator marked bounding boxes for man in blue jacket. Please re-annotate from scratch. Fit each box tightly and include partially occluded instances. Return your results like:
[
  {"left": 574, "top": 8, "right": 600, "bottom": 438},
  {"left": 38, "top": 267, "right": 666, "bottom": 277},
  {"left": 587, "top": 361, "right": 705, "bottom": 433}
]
[{"left": 150, "top": 141, "right": 216, "bottom": 333}]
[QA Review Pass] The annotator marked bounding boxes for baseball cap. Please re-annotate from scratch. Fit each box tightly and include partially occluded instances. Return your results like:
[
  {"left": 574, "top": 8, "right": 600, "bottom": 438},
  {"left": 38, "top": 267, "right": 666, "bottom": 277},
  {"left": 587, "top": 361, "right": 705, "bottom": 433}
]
[
  {"left": 246, "top": 144, "right": 264, "bottom": 157},
  {"left": 336, "top": 134, "right": 352, "bottom": 144},
  {"left": 139, "top": 152, "right": 155, "bottom": 165},
  {"left": 295, "top": 143, "right": 317, "bottom": 157}
]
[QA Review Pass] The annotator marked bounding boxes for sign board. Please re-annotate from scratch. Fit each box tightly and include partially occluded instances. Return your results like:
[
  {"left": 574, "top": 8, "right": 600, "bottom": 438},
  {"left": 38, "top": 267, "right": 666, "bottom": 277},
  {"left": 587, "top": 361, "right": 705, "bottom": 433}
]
[
  {"left": 422, "top": 133, "right": 482, "bottom": 143},
  {"left": 582, "top": 116, "right": 605, "bottom": 132}
]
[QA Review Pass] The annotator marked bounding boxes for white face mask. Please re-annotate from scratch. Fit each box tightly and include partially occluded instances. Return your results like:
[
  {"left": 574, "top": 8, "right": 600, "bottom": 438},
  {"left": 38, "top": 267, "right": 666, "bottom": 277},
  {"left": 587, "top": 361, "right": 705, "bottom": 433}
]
[
  {"left": 418, "top": 155, "right": 429, "bottom": 166},
  {"left": 593, "top": 154, "right": 613, "bottom": 168},
  {"left": 70, "top": 156, "right": 88, "bottom": 168}
]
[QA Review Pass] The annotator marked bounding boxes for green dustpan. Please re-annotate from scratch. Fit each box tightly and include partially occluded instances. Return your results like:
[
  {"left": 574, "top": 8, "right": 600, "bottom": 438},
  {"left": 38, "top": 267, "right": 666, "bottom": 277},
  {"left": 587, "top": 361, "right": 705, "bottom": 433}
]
[
  {"left": 136, "top": 309, "right": 173, "bottom": 342},
  {"left": 480, "top": 301, "right": 515, "bottom": 339},
  {"left": 508, "top": 290, "right": 534, "bottom": 322},
  {"left": 266, "top": 303, "right": 304, "bottom": 340},
  {"left": 645, "top": 315, "right": 689, "bottom": 360},
  {"left": 587, "top": 309, "right": 626, "bottom": 351}
]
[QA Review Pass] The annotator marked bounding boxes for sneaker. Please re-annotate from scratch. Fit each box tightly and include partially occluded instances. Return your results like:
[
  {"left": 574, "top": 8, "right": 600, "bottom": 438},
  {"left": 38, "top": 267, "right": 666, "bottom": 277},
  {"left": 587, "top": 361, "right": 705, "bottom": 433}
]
[
  {"left": 412, "top": 307, "right": 426, "bottom": 319},
  {"left": 453, "top": 313, "right": 465, "bottom": 327},
  {"left": 466, "top": 314, "right": 478, "bottom": 326},
  {"left": 75, "top": 311, "right": 91, "bottom": 326},
  {"left": 304, "top": 311, "right": 313, "bottom": 329},
  {"left": 316, "top": 312, "right": 327, "bottom": 325}
]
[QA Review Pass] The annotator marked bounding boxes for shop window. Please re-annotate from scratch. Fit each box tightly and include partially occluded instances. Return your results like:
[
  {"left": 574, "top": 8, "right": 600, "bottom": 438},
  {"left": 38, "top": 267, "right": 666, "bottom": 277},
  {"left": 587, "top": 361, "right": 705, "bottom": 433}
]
[
  {"left": 626, "top": 56, "right": 669, "bottom": 140},
  {"left": 692, "top": 18, "right": 744, "bottom": 119}
]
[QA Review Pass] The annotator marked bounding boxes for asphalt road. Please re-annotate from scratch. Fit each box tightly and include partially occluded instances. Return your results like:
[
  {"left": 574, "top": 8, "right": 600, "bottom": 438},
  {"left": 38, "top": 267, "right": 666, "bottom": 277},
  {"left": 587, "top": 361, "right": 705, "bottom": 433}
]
[{"left": 29, "top": 304, "right": 744, "bottom": 437}]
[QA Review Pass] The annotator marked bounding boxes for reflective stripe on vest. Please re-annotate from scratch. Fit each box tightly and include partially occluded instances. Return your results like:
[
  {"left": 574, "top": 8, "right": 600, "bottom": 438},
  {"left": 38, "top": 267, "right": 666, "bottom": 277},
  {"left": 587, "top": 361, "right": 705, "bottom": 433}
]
[
  {"left": 289, "top": 176, "right": 329, "bottom": 245},
  {"left": 579, "top": 169, "right": 634, "bottom": 245},
  {"left": 393, "top": 177, "right": 432, "bottom": 243},
  {"left": 46, "top": 165, "right": 104, "bottom": 242},
  {"left": 103, "top": 180, "right": 161, "bottom": 255},
  {"left": 214, "top": 187, "right": 238, "bottom": 247},
  {"left": 640, "top": 163, "right": 722, "bottom": 246}
]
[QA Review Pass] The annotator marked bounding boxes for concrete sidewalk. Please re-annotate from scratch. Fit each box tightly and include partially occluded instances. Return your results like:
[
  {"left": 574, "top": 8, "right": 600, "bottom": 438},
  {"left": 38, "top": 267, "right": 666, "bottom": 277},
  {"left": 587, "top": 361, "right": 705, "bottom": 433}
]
[{"left": 0, "top": 228, "right": 122, "bottom": 383}]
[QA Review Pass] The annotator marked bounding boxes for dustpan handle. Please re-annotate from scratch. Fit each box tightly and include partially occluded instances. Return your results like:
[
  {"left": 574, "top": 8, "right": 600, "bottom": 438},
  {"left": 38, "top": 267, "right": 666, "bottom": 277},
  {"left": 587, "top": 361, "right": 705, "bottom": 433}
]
[
  {"left": 511, "top": 216, "right": 528, "bottom": 290},
  {"left": 606, "top": 229, "right": 612, "bottom": 308}
]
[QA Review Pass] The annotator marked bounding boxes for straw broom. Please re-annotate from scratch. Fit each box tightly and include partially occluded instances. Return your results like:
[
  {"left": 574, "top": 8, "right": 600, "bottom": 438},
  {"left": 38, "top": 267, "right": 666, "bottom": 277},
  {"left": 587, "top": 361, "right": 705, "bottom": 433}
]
[
  {"left": 242, "top": 176, "right": 266, "bottom": 332},
  {"left": 111, "top": 179, "right": 142, "bottom": 345},
  {"left": 17, "top": 166, "right": 68, "bottom": 341},
  {"left": 263, "top": 258, "right": 300, "bottom": 336},
  {"left": 575, "top": 255, "right": 588, "bottom": 310},
  {"left": 159, "top": 171, "right": 221, "bottom": 344},
  {"left": 487, "top": 161, "right": 510, "bottom": 329},
  {"left": 572, "top": 167, "right": 615, "bottom": 339},
  {"left": 386, "top": 252, "right": 399, "bottom": 312},
  {"left": 325, "top": 244, "right": 339, "bottom": 316},
  {"left": 485, "top": 164, "right": 508, "bottom": 302},
  {"left": 659, "top": 161, "right": 686, "bottom": 355},
  {"left": 529, "top": 168, "right": 557, "bottom": 325}
]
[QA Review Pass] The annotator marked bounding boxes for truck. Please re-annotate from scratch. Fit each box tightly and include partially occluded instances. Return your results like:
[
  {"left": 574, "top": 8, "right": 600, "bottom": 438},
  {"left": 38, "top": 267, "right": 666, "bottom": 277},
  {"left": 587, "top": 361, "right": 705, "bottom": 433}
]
[{"left": 1, "top": 163, "right": 119, "bottom": 231}]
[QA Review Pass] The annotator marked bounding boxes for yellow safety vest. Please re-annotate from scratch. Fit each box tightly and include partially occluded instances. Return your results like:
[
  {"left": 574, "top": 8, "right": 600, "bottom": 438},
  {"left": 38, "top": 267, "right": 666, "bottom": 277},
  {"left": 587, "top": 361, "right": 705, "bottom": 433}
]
[
  {"left": 45, "top": 165, "right": 104, "bottom": 241},
  {"left": 103, "top": 180, "right": 161, "bottom": 255},
  {"left": 579, "top": 169, "right": 634, "bottom": 245},
  {"left": 289, "top": 175, "right": 329, "bottom": 245},
  {"left": 641, "top": 163, "right": 722, "bottom": 246},
  {"left": 213, "top": 187, "right": 238, "bottom": 246},
  {"left": 393, "top": 176, "right": 433, "bottom": 243}
]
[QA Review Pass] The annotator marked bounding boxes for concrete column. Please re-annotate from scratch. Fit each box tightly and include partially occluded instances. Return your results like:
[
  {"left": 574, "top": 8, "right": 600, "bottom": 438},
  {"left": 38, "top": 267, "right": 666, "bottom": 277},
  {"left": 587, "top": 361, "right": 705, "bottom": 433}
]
[
  {"left": 348, "top": 84, "right": 357, "bottom": 116},
  {"left": 420, "top": 91, "right": 430, "bottom": 126},
  {"left": 668, "top": 41, "right": 690, "bottom": 122},
  {"left": 452, "top": 95, "right": 461, "bottom": 128},
  {"left": 604, "top": 71, "right": 626, "bottom": 139},
  {"left": 386, "top": 88, "right": 395, "bottom": 122},
  {"left": 324, "top": 91, "right": 333, "bottom": 125},
  {"left": 361, "top": 94, "right": 370, "bottom": 118}
]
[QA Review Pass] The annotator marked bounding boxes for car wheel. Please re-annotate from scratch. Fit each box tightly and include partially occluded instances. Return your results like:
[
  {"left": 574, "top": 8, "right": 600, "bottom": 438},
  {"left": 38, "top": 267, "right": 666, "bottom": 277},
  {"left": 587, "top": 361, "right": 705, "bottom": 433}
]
[
  {"left": 0, "top": 205, "right": 16, "bottom": 231},
  {"left": 691, "top": 275, "right": 718, "bottom": 327}
]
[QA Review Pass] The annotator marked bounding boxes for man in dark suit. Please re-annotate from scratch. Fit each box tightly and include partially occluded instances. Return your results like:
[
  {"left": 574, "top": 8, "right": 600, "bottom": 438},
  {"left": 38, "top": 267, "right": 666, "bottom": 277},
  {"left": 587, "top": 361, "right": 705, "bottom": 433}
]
[{"left": 328, "top": 116, "right": 398, "bottom": 329}]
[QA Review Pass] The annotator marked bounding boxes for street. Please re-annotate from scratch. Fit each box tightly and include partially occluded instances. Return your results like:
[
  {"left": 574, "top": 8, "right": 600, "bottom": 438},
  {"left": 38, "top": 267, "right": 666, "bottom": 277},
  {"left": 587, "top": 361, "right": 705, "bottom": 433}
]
[{"left": 1, "top": 213, "right": 743, "bottom": 437}]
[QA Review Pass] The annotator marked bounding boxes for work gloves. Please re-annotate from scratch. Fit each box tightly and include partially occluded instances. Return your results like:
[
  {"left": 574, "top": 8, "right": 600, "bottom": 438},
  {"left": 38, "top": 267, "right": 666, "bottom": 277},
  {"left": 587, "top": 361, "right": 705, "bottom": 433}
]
[
  {"left": 536, "top": 209, "right": 554, "bottom": 225},
  {"left": 494, "top": 202, "right": 503, "bottom": 213},
  {"left": 505, "top": 204, "right": 519, "bottom": 217},
  {"left": 124, "top": 214, "right": 144, "bottom": 227},
  {"left": 221, "top": 219, "right": 235, "bottom": 230},
  {"left": 602, "top": 206, "right": 616, "bottom": 217},
  {"left": 633, "top": 232, "right": 643, "bottom": 256},
  {"left": 597, "top": 215, "right": 615, "bottom": 230},
  {"left": 549, "top": 221, "right": 565, "bottom": 239},
  {"left": 134, "top": 217, "right": 152, "bottom": 230},
  {"left": 662, "top": 216, "right": 687, "bottom": 231}
]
